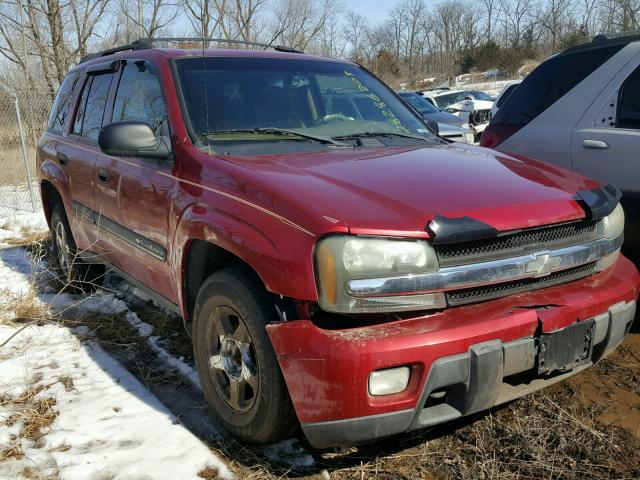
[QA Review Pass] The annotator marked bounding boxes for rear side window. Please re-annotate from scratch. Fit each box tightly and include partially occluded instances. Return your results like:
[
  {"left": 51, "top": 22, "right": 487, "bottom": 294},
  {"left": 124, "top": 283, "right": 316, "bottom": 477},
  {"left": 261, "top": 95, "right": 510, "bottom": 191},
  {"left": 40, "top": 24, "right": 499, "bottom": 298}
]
[
  {"left": 112, "top": 61, "right": 167, "bottom": 135},
  {"left": 47, "top": 71, "right": 80, "bottom": 134},
  {"left": 617, "top": 66, "right": 640, "bottom": 129},
  {"left": 72, "top": 72, "right": 114, "bottom": 141},
  {"left": 492, "top": 45, "right": 624, "bottom": 126}
]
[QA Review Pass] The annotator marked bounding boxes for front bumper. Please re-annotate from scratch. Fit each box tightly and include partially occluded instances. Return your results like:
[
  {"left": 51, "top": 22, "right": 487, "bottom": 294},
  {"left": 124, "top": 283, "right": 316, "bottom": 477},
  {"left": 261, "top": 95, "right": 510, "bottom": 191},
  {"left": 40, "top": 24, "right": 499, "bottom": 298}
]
[{"left": 266, "top": 256, "right": 639, "bottom": 449}]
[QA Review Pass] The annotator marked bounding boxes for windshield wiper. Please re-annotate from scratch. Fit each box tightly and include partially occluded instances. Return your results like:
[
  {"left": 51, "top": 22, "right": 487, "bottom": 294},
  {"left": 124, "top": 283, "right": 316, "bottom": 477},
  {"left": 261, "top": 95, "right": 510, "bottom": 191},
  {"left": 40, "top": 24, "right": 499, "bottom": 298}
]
[
  {"left": 332, "top": 131, "right": 434, "bottom": 142},
  {"left": 203, "top": 128, "right": 351, "bottom": 147}
]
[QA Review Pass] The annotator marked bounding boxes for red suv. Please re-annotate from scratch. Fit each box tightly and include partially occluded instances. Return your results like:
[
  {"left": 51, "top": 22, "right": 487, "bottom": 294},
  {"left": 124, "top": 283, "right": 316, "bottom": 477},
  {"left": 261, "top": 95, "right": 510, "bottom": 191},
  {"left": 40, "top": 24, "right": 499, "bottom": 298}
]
[{"left": 37, "top": 39, "right": 639, "bottom": 448}]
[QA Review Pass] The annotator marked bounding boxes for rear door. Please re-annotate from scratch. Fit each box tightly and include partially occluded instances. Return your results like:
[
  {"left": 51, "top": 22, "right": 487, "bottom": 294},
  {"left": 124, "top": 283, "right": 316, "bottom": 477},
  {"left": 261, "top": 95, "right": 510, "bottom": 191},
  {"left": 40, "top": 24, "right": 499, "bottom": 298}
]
[
  {"left": 61, "top": 65, "right": 117, "bottom": 252},
  {"left": 93, "top": 59, "right": 178, "bottom": 303},
  {"left": 571, "top": 47, "right": 640, "bottom": 195}
]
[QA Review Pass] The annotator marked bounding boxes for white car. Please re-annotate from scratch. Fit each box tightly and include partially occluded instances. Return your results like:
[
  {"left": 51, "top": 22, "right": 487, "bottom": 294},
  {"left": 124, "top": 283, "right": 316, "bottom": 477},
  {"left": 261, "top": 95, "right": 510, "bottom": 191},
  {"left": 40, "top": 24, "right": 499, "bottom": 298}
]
[
  {"left": 490, "top": 80, "right": 521, "bottom": 118},
  {"left": 420, "top": 89, "right": 494, "bottom": 140}
]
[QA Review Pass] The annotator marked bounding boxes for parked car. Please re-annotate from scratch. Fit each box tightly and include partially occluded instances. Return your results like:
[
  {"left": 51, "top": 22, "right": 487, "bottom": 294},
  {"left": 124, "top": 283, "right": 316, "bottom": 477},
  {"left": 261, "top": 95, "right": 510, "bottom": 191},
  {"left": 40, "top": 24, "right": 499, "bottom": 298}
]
[
  {"left": 397, "top": 91, "right": 475, "bottom": 144},
  {"left": 490, "top": 80, "right": 521, "bottom": 118},
  {"left": 38, "top": 38, "right": 639, "bottom": 449},
  {"left": 481, "top": 32, "right": 640, "bottom": 243},
  {"left": 421, "top": 89, "right": 494, "bottom": 139}
]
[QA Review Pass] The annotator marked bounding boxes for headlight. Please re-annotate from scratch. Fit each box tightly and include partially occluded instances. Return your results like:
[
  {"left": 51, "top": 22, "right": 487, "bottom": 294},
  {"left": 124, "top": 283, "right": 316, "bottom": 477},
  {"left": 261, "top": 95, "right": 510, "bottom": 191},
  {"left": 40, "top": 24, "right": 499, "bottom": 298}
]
[
  {"left": 315, "top": 236, "right": 443, "bottom": 313},
  {"left": 602, "top": 203, "right": 624, "bottom": 240}
]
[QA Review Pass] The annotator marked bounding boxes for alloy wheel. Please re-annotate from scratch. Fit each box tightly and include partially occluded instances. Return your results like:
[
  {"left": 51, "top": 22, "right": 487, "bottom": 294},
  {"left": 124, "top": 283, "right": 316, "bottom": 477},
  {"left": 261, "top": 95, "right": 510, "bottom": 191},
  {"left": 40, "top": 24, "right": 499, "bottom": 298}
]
[{"left": 207, "top": 305, "right": 259, "bottom": 412}]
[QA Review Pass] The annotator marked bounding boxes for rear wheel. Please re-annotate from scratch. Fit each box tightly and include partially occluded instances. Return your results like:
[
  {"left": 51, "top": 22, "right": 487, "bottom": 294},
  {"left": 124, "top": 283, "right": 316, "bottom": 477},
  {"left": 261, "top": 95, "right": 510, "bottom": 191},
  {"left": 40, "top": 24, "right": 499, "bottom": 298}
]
[
  {"left": 50, "top": 204, "right": 104, "bottom": 292},
  {"left": 192, "top": 267, "right": 296, "bottom": 443}
]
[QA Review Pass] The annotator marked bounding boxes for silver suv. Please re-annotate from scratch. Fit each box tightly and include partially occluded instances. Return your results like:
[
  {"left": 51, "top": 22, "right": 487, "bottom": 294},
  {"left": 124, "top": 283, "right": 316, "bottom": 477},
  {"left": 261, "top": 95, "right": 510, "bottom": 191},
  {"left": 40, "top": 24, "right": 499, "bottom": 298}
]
[{"left": 482, "top": 32, "right": 640, "bottom": 242}]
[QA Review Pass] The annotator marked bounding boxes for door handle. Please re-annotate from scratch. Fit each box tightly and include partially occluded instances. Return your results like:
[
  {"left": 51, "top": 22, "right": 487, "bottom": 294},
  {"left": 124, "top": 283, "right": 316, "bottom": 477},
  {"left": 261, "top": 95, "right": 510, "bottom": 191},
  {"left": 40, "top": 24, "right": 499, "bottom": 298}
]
[
  {"left": 582, "top": 139, "right": 609, "bottom": 149},
  {"left": 56, "top": 152, "right": 69, "bottom": 165},
  {"left": 98, "top": 169, "right": 110, "bottom": 183}
]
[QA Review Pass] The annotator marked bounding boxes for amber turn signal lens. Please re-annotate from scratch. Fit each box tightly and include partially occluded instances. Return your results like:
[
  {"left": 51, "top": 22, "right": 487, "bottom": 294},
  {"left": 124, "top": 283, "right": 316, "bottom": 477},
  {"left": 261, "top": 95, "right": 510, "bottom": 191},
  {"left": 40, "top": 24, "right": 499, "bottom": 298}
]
[{"left": 317, "top": 243, "right": 337, "bottom": 305}]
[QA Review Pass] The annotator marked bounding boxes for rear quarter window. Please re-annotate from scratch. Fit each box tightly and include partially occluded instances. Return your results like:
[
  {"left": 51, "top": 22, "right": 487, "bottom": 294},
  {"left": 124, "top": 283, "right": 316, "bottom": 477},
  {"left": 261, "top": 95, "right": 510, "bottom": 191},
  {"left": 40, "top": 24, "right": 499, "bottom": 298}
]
[
  {"left": 47, "top": 71, "right": 80, "bottom": 134},
  {"left": 492, "top": 44, "right": 624, "bottom": 126}
]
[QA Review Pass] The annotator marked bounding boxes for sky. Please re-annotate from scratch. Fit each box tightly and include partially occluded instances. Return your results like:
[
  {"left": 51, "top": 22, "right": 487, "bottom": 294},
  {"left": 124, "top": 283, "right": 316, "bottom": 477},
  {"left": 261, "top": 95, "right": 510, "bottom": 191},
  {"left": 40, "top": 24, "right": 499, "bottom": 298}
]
[{"left": 342, "top": 0, "right": 402, "bottom": 24}]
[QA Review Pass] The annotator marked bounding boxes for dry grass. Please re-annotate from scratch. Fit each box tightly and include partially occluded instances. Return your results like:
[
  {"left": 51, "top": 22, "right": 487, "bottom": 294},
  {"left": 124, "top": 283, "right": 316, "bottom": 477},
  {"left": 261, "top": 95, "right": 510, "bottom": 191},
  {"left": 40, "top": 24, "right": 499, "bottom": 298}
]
[
  {"left": 5, "top": 228, "right": 49, "bottom": 246},
  {"left": 0, "top": 287, "right": 50, "bottom": 325},
  {"left": 56, "top": 375, "right": 74, "bottom": 392},
  {"left": 198, "top": 466, "right": 222, "bottom": 479},
  {"left": 0, "top": 383, "right": 59, "bottom": 472}
]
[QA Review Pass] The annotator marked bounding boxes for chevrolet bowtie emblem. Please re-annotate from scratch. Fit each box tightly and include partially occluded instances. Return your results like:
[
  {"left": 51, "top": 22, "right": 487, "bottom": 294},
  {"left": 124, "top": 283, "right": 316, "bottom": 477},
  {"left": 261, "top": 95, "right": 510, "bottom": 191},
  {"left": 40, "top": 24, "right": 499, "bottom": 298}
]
[{"left": 527, "top": 251, "right": 552, "bottom": 277}]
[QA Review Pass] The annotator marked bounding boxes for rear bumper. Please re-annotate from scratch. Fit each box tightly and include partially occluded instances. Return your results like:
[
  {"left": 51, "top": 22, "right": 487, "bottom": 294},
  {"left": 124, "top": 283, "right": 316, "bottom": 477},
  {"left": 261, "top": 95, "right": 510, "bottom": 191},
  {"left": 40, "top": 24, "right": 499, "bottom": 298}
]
[{"left": 266, "top": 256, "right": 640, "bottom": 448}]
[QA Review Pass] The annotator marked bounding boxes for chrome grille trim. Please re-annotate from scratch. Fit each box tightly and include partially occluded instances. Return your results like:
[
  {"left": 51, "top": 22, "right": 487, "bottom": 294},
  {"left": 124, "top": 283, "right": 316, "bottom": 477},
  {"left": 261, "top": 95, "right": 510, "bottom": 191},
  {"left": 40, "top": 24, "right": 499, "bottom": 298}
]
[
  {"left": 446, "top": 262, "right": 598, "bottom": 306},
  {"left": 435, "top": 219, "right": 599, "bottom": 266},
  {"left": 346, "top": 234, "right": 623, "bottom": 298}
]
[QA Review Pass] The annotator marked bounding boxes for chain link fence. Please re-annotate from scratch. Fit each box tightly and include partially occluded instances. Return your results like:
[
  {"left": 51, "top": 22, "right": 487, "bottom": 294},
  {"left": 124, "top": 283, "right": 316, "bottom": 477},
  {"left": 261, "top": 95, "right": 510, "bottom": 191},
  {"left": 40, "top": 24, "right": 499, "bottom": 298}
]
[{"left": 0, "top": 85, "right": 51, "bottom": 216}]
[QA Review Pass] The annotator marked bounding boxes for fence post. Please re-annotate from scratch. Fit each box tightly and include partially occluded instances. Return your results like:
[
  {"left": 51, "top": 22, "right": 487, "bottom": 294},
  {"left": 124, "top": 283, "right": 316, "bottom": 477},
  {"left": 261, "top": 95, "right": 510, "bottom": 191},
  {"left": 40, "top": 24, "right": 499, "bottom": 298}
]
[{"left": 0, "top": 82, "right": 36, "bottom": 212}]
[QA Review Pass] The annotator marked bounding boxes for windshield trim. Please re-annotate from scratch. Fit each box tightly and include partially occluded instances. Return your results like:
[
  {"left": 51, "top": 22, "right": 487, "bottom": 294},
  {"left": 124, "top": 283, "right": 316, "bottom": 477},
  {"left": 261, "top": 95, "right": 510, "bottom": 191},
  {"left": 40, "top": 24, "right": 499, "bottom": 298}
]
[{"left": 168, "top": 57, "right": 201, "bottom": 148}]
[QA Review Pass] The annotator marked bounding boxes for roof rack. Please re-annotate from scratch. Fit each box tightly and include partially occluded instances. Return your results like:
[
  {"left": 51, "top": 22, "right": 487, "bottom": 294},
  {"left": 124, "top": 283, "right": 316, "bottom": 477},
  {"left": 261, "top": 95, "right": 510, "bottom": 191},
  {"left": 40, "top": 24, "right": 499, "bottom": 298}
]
[
  {"left": 560, "top": 30, "right": 640, "bottom": 56},
  {"left": 79, "top": 37, "right": 303, "bottom": 64},
  {"left": 592, "top": 29, "right": 640, "bottom": 41}
]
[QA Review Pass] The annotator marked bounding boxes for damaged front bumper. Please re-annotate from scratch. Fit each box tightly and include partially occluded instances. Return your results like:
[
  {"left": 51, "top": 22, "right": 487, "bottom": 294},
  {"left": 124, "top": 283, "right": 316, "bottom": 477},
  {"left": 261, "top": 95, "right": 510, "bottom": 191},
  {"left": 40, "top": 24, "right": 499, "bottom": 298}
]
[{"left": 266, "top": 256, "right": 640, "bottom": 449}]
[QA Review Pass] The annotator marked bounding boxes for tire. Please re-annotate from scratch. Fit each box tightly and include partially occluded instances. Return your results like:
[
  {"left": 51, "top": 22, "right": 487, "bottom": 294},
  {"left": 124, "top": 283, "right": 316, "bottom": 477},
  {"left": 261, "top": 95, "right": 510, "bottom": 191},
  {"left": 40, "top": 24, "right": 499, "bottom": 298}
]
[
  {"left": 50, "top": 204, "right": 104, "bottom": 292},
  {"left": 192, "top": 267, "right": 297, "bottom": 443}
]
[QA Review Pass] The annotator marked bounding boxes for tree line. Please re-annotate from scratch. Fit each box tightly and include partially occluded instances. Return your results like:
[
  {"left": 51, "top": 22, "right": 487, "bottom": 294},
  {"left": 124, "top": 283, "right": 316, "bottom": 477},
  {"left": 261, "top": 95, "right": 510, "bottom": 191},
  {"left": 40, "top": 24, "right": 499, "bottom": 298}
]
[{"left": 0, "top": 0, "right": 638, "bottom": 98}]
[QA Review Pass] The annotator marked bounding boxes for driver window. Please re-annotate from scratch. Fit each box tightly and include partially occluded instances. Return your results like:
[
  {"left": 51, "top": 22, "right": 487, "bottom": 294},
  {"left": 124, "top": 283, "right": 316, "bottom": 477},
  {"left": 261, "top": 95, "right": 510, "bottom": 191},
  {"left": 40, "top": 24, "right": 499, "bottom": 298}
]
[
  {"left": 112, "top": 61, "right": 168, "bottom": 136},
  {"left": 617, "top": 66, "right": 640, "bottom": 129}
]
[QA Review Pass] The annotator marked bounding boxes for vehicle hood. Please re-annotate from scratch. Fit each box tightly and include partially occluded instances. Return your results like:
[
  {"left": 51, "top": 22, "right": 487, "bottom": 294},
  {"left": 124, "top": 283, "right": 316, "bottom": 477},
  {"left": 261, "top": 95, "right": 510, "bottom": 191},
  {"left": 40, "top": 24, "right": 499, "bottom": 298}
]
[
  {"left": 437, "top": 123, "right": 468, "bottom": 136},
  {"left": 449, "top": 99, "right": 494, "bottom": 112},
  {"left": 217, "top": 144, "right": 599, "bottom": 238},
  {"left": 423, "top": 111, "right": 466, "bottom": 127}
]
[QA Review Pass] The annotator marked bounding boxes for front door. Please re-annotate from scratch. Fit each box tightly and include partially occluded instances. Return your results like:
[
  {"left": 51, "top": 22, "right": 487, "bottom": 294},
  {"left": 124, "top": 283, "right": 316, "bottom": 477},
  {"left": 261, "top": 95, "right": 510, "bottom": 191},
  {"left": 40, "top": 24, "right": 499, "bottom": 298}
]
[{"left": 93, "top": 59, "right": 178, "bottom": 303}]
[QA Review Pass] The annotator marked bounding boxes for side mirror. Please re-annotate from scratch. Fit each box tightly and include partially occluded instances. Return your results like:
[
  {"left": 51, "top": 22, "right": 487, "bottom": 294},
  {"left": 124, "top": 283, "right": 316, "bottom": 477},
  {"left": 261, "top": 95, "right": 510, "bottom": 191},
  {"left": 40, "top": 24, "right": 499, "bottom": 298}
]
[
  {"left": 98, "top": 121, "right": 171, "bottom": 160},
  {"left": 425, "top": 118, "right": 439, "bottom": 136}
]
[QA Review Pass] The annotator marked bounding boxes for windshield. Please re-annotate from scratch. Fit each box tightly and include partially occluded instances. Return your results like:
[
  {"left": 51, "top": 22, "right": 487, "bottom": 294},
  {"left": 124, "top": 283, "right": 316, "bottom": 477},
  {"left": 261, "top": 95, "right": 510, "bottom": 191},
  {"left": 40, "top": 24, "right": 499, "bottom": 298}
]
[
  {"left": 469, "top": 90, "right": 493, "bottom": 101},
  {"left": 398, "top": 92, "right": 439, "bottom": 114},
  {"left": 175, "top": 57, "right": 433, "bottom": 151}
]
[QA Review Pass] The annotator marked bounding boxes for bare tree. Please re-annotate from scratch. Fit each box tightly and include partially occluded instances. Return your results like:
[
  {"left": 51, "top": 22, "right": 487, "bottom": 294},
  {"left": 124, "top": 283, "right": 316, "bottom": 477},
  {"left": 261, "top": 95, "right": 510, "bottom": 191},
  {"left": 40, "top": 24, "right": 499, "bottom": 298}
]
[
  {"left": 268, "top": 0, "right": 342, "bottom": 51},
  {"left": 119, "top": 0, "right": 177, "bottom": 39},
  {"left": 343, "top": 11, "right": 369, "bottom": 61},
  {"left": 0, "top": 0, "right": 110, "bottom": 96}
]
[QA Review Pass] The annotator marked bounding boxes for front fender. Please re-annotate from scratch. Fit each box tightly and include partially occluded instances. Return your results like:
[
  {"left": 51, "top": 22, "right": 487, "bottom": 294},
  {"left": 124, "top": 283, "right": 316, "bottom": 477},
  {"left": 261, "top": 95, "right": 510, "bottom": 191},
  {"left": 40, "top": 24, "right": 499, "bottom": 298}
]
[{"left": 172, "top": 202, "right": 319, "bottom": 316}]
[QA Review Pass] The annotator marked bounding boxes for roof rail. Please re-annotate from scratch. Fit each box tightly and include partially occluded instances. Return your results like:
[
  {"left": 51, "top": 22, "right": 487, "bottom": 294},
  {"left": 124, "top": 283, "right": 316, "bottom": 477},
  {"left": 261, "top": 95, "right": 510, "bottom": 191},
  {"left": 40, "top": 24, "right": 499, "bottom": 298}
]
[
  {"left": 559, "top": 30, "right": 640, "bottom": 56},
  {"left": 78, "top": 37, "right": 303, "bottom": 64},
  {"left": 148, "top": 37, "right": 304, "bottom": 54},
  {"left": 592, "top": 30, "right": 640, "bottom": 42},
  {"left": 79, "top": 39, "right": 153, "bottom": 64}
]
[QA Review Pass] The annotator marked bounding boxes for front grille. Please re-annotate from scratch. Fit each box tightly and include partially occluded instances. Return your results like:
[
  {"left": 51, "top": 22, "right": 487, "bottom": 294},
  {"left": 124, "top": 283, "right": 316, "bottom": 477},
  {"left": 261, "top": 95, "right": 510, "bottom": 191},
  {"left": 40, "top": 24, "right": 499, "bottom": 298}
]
[
  {"left": 446, "top": 262, "right": 597, "bottom": 306},
  {"left": 436, "top": 219, "right": 598, "bottom": 266}
]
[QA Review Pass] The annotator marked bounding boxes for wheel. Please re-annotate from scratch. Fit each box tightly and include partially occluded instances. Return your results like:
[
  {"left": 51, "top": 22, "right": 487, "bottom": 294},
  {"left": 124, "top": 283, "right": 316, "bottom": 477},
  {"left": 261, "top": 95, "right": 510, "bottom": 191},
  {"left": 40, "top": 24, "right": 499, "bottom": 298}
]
[
  {"left": 50, "top": 204, "right": 104, "bottom": 292},
  {"left": 192, "top": 267, "right": 297, "bottom": 443}
]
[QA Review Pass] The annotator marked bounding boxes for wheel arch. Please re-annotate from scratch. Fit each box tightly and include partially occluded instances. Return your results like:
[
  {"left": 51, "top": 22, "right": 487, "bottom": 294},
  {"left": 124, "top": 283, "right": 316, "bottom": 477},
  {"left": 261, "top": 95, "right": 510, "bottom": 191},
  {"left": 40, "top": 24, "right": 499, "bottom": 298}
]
[
  {"left": 40, "top": 179, "right": 64, "bottom": 227},
  {"left": 174, "top": 204, "right": 289, "bottom": 323}
]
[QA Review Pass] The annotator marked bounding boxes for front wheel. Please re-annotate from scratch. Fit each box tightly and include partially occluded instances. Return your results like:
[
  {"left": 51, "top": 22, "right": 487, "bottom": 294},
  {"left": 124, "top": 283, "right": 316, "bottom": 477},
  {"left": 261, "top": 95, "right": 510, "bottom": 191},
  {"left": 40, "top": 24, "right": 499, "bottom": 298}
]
[{"left": 192, "top": 267, "right": 297, "bottom": 443}]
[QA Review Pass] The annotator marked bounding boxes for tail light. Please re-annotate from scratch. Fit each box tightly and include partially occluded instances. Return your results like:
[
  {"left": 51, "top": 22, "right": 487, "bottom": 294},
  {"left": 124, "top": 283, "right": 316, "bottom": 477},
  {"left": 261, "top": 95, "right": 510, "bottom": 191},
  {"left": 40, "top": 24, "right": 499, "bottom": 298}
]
[{"left": 480, "top": 124, "right": 522, "bottom": 148}]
